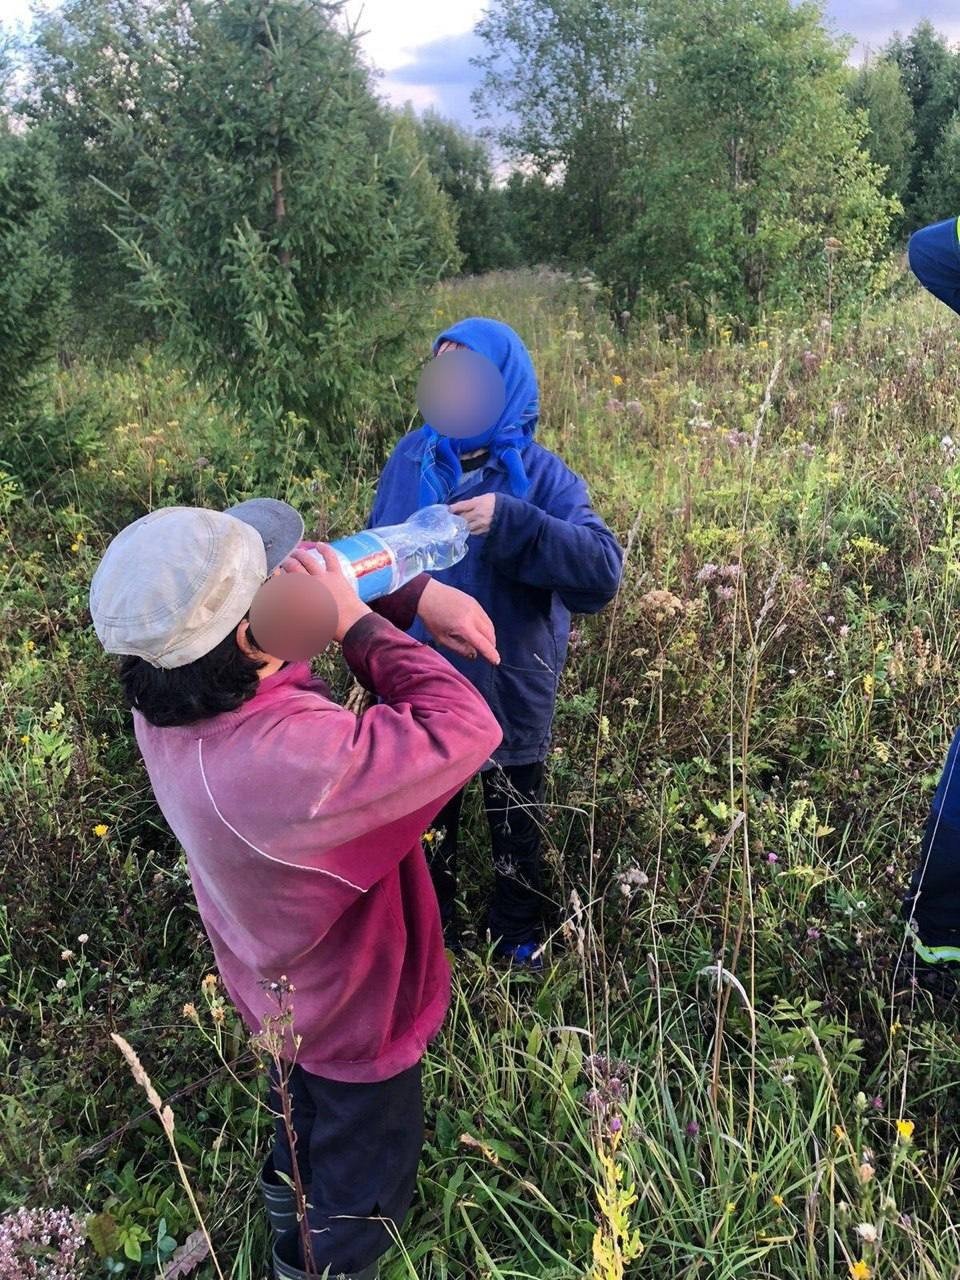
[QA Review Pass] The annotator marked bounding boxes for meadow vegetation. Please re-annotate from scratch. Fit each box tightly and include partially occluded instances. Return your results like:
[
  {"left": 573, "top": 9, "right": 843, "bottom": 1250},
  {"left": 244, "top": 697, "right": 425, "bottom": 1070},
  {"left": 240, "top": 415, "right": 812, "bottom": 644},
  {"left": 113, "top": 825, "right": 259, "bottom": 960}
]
[{"left": 4, "top": 267, "right": 960, "bottom": 1278}]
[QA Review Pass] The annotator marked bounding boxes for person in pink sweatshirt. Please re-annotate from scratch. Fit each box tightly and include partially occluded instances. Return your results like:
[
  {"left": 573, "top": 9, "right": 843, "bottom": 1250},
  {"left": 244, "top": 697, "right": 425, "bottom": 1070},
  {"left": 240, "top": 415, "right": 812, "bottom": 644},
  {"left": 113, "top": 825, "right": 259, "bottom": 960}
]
[{"left": 89, "top": 498, "right": 503, "bottom": 1280}]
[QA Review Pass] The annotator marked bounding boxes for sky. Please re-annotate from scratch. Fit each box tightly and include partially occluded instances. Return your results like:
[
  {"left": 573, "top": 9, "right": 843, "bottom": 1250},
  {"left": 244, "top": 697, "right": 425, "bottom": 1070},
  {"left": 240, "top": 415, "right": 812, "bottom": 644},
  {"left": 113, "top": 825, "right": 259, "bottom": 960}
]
[{"left": 3, "top": 0, "right": 960, "bottom": 129}]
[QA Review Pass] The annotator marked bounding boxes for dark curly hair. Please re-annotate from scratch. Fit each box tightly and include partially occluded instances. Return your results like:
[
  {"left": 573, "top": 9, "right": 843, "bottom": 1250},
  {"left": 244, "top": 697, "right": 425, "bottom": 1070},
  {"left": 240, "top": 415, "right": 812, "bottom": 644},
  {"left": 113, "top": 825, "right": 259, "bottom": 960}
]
[{"left": 119, "top": 623, "right": 266, "bottom": 727}]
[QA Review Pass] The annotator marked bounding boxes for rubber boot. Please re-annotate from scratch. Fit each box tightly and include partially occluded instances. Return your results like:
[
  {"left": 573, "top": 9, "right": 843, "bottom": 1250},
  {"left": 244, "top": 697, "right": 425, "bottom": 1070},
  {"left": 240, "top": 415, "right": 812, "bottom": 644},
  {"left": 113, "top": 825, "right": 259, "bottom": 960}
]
[
  {"left": 273, "top": 1227, "right": 378, "bottom": 1280},
  {"left": 259, "top": 1155, "right": 298, "bottom": 1237}
]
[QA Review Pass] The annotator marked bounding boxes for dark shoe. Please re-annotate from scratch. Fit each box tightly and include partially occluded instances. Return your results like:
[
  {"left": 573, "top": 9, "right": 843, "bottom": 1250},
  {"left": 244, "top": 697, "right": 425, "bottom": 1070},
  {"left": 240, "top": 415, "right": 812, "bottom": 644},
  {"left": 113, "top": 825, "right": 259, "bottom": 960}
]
[
  {"left": 260, "top": 1156, "right": 298, "bottom": 1237},
  {"left": 492, "top": 938, "right": 544, "bottom": 971},
  {"left": 273, "top": 1227, "right": 379, "bottom": 1280}
]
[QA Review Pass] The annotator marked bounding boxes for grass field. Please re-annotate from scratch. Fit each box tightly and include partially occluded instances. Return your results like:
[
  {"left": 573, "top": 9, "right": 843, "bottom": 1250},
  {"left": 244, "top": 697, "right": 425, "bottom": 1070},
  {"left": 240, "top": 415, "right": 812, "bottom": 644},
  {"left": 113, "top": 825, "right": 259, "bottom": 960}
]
[{"left": 4, "top": 268, "right": 960, "bottom": 1279}]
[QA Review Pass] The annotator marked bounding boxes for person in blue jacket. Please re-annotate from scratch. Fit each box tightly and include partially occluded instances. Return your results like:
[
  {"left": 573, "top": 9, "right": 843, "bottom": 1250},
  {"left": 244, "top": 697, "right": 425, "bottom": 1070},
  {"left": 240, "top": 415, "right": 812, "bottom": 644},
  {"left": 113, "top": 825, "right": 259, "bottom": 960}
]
[
  {"left": 904, "top": 217, "right": 960, "bottom": 995},
  {"left": 368, "top": 317, "right": 623, "bottom": 965}
]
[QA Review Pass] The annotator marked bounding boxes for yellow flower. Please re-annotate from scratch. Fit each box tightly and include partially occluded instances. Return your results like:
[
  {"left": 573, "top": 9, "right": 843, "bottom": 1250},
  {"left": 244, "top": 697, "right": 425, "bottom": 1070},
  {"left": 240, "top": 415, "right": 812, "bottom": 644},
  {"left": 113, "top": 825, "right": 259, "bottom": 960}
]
[
  {"left": 771, "top": 1194, "right": 785, "bottom": 1209},
  {"left": 93, "top": 823, "right": 109, "bottom": 838},
  {"left": 834, "top": 1125, "right": 847, "bottom": 1141},
  {"left": 20, "top": 734, "right": 29, "bottom": 745},
  {"left": 896, "top": 1119, "right": 915, "bottom": 1143},
  {"left": 26, "top": 640, "right": 35, "bottom": 651},
  {"left": 890, "top": 1020, "right": 901, "bottom": 1037},
  {"left": 612, "top": 374, "right": 624, "bottom": 386},
  {"left": 758, "top": 339, "right": 769, "bottom": 350},
  {"left": 70, "top": 542, "right": 80, "bottom": 553},
  {"left": 725, "top": 1201, "right": 737, "bottom": 1215},
  {"left": 849, "top": 1261, "right": 871, "bottom": 1280}
]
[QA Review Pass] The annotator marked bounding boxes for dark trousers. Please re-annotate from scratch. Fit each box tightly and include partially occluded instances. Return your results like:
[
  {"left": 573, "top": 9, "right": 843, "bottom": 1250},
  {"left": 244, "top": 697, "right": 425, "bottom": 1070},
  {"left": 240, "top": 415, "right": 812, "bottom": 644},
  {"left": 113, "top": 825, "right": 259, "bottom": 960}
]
[
  {"left": 428, "top": 760, "right": 547, "bottom": 946},
  {"left": 270, "top": 1062, "right": 423, "bottom": 1274},
  {"left": 903, "top": 806, "right": 960, "bottom": 951}
]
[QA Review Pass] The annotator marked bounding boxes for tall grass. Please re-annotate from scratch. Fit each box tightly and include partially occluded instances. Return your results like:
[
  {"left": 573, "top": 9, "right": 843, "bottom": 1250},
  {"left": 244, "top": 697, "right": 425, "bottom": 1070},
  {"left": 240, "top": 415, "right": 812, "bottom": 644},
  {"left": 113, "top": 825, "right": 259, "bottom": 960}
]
[{"left": 2, "top": 268, "right": 960, "bottom": 1278}]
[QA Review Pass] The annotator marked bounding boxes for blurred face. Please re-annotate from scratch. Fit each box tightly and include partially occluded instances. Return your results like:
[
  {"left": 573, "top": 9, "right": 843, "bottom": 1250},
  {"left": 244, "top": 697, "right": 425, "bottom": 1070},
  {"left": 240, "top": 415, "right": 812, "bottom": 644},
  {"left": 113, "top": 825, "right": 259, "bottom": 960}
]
[
  {"left": 417, "top": 340, "right": 505, "bottom": 439},
  {"left": 239, "top": 568, "right": 337, "bottom": 669}
]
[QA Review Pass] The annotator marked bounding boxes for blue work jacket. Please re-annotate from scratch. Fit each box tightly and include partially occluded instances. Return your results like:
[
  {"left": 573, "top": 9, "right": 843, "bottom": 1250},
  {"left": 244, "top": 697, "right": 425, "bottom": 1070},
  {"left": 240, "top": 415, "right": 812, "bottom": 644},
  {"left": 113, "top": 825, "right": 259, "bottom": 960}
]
[{"left": 369, "top": 432, "right": 624, "bottom": 764}]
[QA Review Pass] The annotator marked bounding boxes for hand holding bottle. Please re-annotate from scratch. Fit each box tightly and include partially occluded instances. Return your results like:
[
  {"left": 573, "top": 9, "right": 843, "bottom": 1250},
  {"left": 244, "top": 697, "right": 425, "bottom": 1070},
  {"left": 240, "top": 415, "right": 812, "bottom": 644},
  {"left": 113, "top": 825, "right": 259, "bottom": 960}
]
[{"left": 282, "top": 543, "right": 371, "bottom": 642}]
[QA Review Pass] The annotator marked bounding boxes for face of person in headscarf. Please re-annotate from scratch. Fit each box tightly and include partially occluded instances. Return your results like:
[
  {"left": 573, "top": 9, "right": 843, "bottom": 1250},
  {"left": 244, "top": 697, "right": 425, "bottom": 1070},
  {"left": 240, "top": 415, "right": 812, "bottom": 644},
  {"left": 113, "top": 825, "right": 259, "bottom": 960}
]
[{"left": 416, "top": 343, "right": 506, "bottom": 440}]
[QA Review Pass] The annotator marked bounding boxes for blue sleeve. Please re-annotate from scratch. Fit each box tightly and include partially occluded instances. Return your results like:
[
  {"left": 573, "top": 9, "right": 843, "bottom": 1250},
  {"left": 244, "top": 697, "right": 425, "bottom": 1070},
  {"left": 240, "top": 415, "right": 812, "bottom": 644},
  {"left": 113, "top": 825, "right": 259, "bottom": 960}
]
[
  {"left": 366, "top": 443, "right": 403, "bottom": 529},
  {"left": 483, "top": 475, "right": 623, "bottom": 614},
  {"left": 908, "top": 218, "right": 960, "bottom": 316}
]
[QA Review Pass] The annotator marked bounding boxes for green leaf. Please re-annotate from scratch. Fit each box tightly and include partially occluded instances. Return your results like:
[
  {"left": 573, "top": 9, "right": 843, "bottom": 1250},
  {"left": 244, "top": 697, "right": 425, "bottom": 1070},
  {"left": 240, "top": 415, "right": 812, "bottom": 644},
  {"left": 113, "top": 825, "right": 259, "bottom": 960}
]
[{"left": 86, "top": 1212, "right": 119, "bottom": 1258}]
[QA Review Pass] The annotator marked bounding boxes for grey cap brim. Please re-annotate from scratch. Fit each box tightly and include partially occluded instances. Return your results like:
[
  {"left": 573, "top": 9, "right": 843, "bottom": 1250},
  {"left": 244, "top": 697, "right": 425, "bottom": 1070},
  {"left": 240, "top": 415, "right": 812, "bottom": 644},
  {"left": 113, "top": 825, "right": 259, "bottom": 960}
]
[{"left": 225, "top": 499, "right": 305, "bottom": 572}]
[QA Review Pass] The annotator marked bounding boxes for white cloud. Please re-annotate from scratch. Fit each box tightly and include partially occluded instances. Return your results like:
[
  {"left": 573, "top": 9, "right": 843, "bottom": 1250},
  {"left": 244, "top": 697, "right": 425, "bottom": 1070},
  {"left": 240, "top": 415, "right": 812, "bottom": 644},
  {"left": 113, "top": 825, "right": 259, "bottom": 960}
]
[{"left": 342, "top": 0, "right": 485, "bottom": 75}]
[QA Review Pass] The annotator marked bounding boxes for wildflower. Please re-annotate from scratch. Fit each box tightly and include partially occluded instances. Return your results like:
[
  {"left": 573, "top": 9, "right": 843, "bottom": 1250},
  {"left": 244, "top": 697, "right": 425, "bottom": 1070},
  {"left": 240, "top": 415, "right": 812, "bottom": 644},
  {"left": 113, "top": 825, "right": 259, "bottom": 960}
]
[
  {"left": 726, "top": 1201, "right": 737, "bottom": 1215},
  {"left": 859, "top": 1161, "right": 875, "bottom": 1183},
  {"left": 766, "top": 852, "right": 779, "bottom": 864},
  {"left": 183, "top": 1002, "right": 198, "bottom": 1019},
  {"left": 93, "top": 823, "right": 109, "bottom": 838},
  {"left": 612, "top": 374, "right": 624, "bottom": 386},
  {"left": 896, "top": 1119, "right": 914, "bottom": 1143},
  {"left": 56, "top": 978, "right": 67, "bottom": 990},
  {"left": 849, "top": 1261, "right": 872, "bottom": 1280},
  {"left": 211, "top": 1004, "right": 225, "bottom": 1024},
  {"left": 0, "top": 1205, "right": 86, "bottom": 1278},
  {"left": 806, "top": 927, "right": 821, "bottom": 940},
  {"left": 871, "top": 1096, "right": 883, "bottom": 1111},
  {"left": 70, "top": 542, "right": 80, "bottom": 553},
  {"left": 758, "top": 339, "right": 769, "bottom": 350},
  {"left": 606, "top": 397, "right": 625, "bottom": 412},
  {"left": 685, "top": 1120, "right": 700, "bottom": 1137},
  {"left": 77, "top": 933, "right": 88, "bottom": 944},
  {"left": 715, "top": 585, "right": 735, "bottom": 602},
  {"left": 60, "top": 950, "right": 74, "bottom": 962},
  {"left": 20, "top": 734, "right": 29, "bottom": 744},
  {"left": 788, "top": 667, "right": 797, "bottom": 676},
  {"left": 771, "top": 1194, "right": 785, "bottom": 1209},
  {"left": 697, "top": 563, "right": 719, "bottom": 584},
  {"left": 202, "top": 973, "right": 218, "bottom": 992},
  {"left": 856, "top": 1223, "right": 878, "bottom": 1243},
  {"left": 609, "top": 1115, "right": 623, "bottom": 1134},
  {"left": 834, "top": 1125, "right": 847, "bottom": 1141}
]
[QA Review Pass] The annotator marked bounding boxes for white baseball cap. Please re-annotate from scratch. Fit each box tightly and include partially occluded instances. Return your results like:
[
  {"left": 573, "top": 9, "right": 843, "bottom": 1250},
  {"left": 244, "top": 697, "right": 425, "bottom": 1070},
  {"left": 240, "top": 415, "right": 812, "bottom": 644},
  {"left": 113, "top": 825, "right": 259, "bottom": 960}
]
[{"left": 89, "top": 499, "right": 304, "bottom": 669}]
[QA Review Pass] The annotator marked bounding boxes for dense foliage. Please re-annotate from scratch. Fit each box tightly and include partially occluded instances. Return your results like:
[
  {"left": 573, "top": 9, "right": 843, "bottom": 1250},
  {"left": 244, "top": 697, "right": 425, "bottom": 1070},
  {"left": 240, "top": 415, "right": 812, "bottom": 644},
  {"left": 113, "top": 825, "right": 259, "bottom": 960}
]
[
  {"left": 0, "top": 121, "right": 68, "bottom": 430},
  {"left": 19, "top": 0, "right": 459, "bottom": 462}
]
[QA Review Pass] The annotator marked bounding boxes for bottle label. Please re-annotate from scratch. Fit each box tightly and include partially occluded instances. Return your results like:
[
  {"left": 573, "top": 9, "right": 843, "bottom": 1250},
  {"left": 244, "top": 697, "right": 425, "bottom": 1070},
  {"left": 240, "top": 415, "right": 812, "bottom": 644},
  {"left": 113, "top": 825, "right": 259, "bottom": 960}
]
[{"left": 330, "top": 531, "right": 397, "bottom": 602}]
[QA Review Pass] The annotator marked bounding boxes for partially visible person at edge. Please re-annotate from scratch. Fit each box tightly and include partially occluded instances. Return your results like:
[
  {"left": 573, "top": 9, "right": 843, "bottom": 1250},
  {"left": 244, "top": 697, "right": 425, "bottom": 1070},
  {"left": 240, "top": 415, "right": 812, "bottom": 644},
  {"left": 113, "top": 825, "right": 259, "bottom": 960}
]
[
  {"left": 903, "top": 216, "right": 960, "bottom": 998},
  {"left": 368, "top": 317, "right": 624, "bottom": 967},
  {"left": 88, "top": 498, "right": 502, "bottom": 1280}
]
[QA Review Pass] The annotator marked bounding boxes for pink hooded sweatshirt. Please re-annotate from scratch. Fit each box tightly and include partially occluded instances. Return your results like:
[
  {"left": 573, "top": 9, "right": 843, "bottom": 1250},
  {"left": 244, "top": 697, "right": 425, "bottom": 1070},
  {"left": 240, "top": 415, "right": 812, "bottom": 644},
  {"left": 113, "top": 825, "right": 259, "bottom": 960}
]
[{"left": 134, "top": 613, "right": 502, "bottom": 1083}]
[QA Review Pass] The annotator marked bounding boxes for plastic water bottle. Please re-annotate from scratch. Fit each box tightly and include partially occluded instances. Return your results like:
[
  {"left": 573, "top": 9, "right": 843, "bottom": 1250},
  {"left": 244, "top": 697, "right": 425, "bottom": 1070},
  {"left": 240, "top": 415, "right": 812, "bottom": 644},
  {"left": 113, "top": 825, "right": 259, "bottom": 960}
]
[{"left": 304, "top": 505, "right": 470, "bottom": 603}]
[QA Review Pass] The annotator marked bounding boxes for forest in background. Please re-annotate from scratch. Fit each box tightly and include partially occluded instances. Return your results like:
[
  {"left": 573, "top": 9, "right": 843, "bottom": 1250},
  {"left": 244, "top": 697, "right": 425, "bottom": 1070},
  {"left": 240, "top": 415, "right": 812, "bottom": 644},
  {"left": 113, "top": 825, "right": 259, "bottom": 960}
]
[{"left": 5, "top": 0, "right": 960, "bottom": 462}]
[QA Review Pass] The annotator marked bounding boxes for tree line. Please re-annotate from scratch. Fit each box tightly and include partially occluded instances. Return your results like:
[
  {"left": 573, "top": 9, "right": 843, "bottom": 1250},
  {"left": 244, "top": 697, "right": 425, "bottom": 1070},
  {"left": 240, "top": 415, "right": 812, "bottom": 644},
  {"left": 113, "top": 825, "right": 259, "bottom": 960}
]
[{"left": 1, "top": 0, "right": 959, "bottom": 465}]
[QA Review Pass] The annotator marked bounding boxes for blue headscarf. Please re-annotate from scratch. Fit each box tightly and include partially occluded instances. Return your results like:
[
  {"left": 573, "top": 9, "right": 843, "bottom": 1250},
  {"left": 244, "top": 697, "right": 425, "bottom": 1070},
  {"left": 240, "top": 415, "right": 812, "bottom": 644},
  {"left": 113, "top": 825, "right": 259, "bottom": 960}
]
[{"left": 418, "top": 317, "right": 540, "bottom": 508}]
